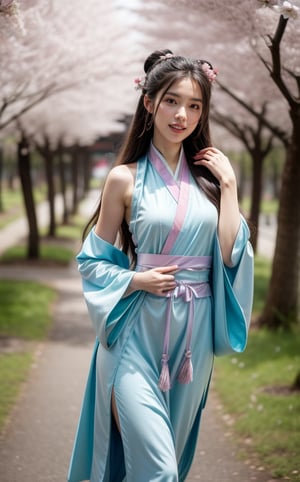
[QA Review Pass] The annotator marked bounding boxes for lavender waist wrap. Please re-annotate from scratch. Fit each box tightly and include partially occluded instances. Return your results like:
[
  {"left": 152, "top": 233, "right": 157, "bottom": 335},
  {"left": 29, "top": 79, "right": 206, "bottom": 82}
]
[{"left": 136, "top": 253, "right": 212, "bottom": 391}]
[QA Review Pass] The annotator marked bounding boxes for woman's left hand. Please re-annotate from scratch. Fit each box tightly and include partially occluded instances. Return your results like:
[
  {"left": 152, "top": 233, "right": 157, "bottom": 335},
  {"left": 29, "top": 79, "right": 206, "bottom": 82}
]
[
  {"left": 194, "top": 147, "right": 241, "bottom": 266},
  {"left": 193, "top": 147, "right": 236, "bottom": 187}
]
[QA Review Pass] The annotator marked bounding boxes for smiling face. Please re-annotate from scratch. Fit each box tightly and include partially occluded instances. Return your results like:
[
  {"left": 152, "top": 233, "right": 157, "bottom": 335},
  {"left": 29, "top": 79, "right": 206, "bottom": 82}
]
[{"left": 144, "top": 76, "right": 203, "bottom": 153}]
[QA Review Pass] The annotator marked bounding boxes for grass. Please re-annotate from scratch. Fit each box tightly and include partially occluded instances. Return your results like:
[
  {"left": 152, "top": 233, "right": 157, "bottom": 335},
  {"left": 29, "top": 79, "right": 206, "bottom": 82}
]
[
  {"left": 0, "top": 243, "right": 75, "bottom": 265},
  {"left": 0, "top": 186, "right": 25, "bottom": 228},
  {"left": 214, "top": 255, "right": 300, "bottom": 480},
  {"left": 56, "top": 218, "right": 85, "bottom": 241},
  {"left": 0, "top": 195, "right": 84, "bottom": 432},
  {"left": 0, "top": 280, "right": 56, "bottom": 339},
  {"left": 0, "top": 280, "right": 56, "bottom": 431},
  {"left": 214, "top": 329, "right": 300, "bottom": 480},
  {"left": 252, "top": 255, "right": 272, "bottom": 317},
  {"left": 0, "top": 185, "right": 46, "bottom": 229},
  {"left": 240, "top": 197, "right": 279, "bottom": 216},
  {"left": 1, "top": 187, "right": 24, "bottom": 212},
  {"left": 0, "top": 213, "right": 87, "bottom": 265},
  {"left": 0, "top": 353, "right": 33, "bottom": 429}
]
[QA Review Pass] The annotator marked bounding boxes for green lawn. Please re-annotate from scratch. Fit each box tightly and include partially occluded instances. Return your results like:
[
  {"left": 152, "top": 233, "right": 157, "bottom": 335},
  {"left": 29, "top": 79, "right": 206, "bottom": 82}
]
[
  {"left": 214, "top": 328, "right": 300, "bottom": 480},
  {"left": 0, "top": 195, "right": 84, "bottom": 432},
  {"left": 0, "top": 214, "right": 84, "bottom": 265},
  {"left": 240, "top": 197, "right": 279, "bottom": 216},
  {"left": 0, "top": 243, "right": 75, "bottom": 266},
  {"left": 0, "top": 280, "right": 56, "bottom": 339},
  {"left": 0, "top": 280, "right": 56, "bottom": 431},
  {"left": 252, "top": 255, "right": 272, "bottom": 317},
  {"left": 214, "top": 256, "right": 300, "bottom": 480},
  {"left": 0, "top": 186, "right": 46, "bottom": 229},
  {"left": 0, "top": 187, "right": 24, "bottom": 228},
  {"left": 55, "top": 216, "right": 85, "bottom": 241},
  {"left": 0, "top": 353, "right": 33, "bottom": 429}
]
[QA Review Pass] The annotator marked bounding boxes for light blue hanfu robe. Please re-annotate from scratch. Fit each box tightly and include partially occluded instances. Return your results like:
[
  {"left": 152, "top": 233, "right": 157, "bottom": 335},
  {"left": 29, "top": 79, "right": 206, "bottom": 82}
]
[{"left": 68, "top": 146, "right": 254, "bottom": 482}]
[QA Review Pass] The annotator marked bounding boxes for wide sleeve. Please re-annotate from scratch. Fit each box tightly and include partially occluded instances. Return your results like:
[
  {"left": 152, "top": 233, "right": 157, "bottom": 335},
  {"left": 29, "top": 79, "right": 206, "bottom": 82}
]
[
  {"left": 76, "top": 228, "right": 144, "bottom": 348},
  {"left": 67, "top": 339, "right": 98, "bottom": 482},
  {"left": 212, "top": 217, "right": 254, "bottom": 356}
]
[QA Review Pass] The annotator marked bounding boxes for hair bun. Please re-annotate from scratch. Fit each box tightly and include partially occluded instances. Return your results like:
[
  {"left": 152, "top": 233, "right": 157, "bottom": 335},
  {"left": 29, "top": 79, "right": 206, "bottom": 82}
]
[{"left": 144, "top": 49, "right": 174, "bottom": 74}]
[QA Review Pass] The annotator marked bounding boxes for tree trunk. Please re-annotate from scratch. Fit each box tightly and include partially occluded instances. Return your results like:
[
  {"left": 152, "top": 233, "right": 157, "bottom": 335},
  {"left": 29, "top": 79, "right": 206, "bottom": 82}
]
[
  {"left": 71, "top": 146, "right": 79, "bottom": 215},
  {"left": 41, "top": 137, "right": 56, "bottom": 237},
  {"left": 237, "top": 154, "right": 247, "bottom": 205},
  {"left": 259, "top": 115, "right": 300, "bottom": 328},
  {"left": 249, "top": 153, "right": 263, "bottom": 253},
  {"left": 82, "top": 148, "right": 91, "bottom": 195},
  {"left": 17, "top": 135, "right": 40, "bottom": 259},
  {"left": 7, "top": 156, "right": 16, "bottom": 190},
  {"left": 271, "top": 157, "right": 280, "bottom": 200},
  {"left": 57, "top": 142, "right": 69, "bottom": 225}
]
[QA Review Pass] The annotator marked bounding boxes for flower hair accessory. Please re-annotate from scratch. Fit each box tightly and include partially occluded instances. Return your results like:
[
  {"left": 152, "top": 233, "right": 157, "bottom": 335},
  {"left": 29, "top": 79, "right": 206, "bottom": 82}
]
[
  {"left": 159, "top": 53, "right": 175, "bottom": 61},
  {"left": 134, "top": 76, "right": 145, "bottom": 90},
  {"left": 199, "top": 60, "right": 219, "bottom": 83},
  {"left": 134, "top": 56, "right": 218, "bottom": 90}
]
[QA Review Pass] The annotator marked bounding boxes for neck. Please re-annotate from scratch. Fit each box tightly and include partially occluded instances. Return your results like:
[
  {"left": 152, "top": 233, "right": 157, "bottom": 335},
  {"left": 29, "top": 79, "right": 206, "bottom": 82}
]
[{"left": 152, "top": 140, "right": 182, "bottom": 173}]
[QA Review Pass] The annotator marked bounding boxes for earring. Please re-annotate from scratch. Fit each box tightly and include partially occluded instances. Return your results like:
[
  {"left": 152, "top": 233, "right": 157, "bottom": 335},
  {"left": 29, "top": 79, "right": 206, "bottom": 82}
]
[
  {"left": 146, "top": 120, "right": 153, "bottom": 131},
  {"left": 146, "top": 114, "right": 153, "bottom": 131}
]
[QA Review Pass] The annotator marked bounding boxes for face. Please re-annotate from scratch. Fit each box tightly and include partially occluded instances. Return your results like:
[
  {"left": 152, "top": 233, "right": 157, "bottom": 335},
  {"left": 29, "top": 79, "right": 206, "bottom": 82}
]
[{"left": 144, "top": 76, "right": 203, "bottom": 151}]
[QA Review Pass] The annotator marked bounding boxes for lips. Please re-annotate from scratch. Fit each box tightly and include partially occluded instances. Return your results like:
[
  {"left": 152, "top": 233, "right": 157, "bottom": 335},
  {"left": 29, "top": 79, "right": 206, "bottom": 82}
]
[{"left": 169, "top": 124, "right": 186, "bottom": 132}]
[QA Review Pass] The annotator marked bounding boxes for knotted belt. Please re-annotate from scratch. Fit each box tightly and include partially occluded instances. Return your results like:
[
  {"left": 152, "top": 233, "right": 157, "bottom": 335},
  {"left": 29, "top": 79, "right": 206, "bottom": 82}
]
[{"left": 137, "top": 253, "right": 212, "bottom": 391}]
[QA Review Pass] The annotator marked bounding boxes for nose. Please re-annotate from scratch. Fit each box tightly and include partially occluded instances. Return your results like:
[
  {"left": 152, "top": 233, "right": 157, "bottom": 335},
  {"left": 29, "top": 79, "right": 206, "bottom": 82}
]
[{"left": 175, "top": 106, "right": 187, "bottom": 121}]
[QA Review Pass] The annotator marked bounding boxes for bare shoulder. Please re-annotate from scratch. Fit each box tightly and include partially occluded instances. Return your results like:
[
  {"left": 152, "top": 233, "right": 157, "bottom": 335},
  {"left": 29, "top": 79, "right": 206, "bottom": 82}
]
[
  {"left": 101, "top": 163, "right": 137, "bottom": 210},
  {"left": 105, "top": 163, "right": 136, "bottom": 189}
]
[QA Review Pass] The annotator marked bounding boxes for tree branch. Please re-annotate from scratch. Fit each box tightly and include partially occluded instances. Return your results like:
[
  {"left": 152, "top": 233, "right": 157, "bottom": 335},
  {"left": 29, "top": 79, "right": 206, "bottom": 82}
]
[
  {"left": 216, "top": 80, "right": 290, "bottom": 147},
  {"left": 211, "top": 109, "right": 252, "bottom": 149},
  {"left": 211, "top": 107, "right": 274, "bottom": 159},
  {"left": 269, "top": 15, "right": 296, "bottom": 107},
  {"left": 0, "top": 81, "right": 79, "bottom": 131}
]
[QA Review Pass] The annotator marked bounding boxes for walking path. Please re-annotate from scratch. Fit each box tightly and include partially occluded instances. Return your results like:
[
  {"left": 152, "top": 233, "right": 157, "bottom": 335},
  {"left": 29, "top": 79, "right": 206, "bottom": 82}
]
[{"left": 0, "top": 194, "right": 277, "bottom": 481}]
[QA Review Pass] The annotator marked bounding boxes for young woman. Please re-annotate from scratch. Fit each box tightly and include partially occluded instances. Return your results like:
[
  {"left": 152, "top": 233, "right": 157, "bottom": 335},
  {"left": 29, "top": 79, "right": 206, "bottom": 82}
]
[{"left": 68, "top": 49, "right": 254, "bottom": 482}]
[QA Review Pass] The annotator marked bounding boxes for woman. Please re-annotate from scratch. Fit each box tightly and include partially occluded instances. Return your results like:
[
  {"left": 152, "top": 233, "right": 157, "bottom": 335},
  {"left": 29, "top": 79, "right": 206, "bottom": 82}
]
[{"left": 68, "top": 49, "right": 254, "bottom": 482}]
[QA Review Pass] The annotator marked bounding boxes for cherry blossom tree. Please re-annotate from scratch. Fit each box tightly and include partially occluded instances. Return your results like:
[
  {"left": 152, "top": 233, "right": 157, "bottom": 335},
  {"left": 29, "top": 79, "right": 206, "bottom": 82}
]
[
  {"left": 1, "top": 0, "right": 139, "bottom": 257},
  {"left": 210, "top": 0, "right": 300, "bottom": 329},
  {"left": 134, "top": 0, "right": 300, "bottom": 328},
  {"left": 1, "top": 0, "right": 137, "bottom": 129},
  {"left": 4, "top": 0, "right": 298, "bottom": 328},
  {"left": 239, "top": 2, "right": 299, "bottom": 329}
]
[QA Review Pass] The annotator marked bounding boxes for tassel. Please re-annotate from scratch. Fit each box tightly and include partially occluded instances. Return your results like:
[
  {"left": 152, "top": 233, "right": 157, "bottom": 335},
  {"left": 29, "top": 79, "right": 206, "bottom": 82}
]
[
  {"left": 158, "top": 354, "right": 171, "bottom": 392},
  {"left": 177, "top": 350, "right": 193, "bottom": 384}
]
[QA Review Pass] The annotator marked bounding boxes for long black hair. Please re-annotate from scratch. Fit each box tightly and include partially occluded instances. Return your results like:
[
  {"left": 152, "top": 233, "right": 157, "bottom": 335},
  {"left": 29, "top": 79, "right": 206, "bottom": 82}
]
[{"left": 83, "top": 49, "right": 220, "bottom": 263}]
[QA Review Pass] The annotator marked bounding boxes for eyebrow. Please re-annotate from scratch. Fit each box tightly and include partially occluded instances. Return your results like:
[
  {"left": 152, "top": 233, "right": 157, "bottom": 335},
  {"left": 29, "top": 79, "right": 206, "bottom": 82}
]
[{"left": 165, "top": 91, "right": 203, "bottom": 103}]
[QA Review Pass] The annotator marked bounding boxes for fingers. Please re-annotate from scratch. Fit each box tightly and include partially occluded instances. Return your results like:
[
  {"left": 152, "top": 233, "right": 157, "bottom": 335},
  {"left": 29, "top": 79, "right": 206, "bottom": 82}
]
[
  {"left": 193, "top": 146, "right": 220, "bottom": 160},
  {"left": 155, "top": 265, "right": 178, "bottom": 274},
  {"left": 193, "top": 150, "right": 223, "bottom": 163},
  {"left": 148, "top": 266, "right": 178, "bottom": 296},
  {"left": 193, "top": 148, "right": 236, "bottom": 187},
  {"left": 157, "top": 281, "right": 177, "bottom": 296},
  {"left": 132, "top": 266, "right": 178, "bottom": 295}
]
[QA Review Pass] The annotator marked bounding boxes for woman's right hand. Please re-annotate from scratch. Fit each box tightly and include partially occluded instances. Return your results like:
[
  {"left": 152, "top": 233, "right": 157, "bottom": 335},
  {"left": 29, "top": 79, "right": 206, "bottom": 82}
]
[{"left": 130, "top": 265, "right": 178, "bottom": 296}]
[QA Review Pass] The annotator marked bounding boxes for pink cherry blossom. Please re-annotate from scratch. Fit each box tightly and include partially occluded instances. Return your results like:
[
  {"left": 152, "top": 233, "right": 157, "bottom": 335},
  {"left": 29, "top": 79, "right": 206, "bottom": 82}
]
[
  {"left": 134, "top": 76, "right": 145, "bottom": 90},
  {"left": 201, "top": 62, "right": 219, "bottom": 83}
]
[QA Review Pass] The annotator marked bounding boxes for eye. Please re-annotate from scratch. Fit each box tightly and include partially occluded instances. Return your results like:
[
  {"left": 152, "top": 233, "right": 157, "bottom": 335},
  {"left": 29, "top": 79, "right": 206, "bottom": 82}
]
[
  {"left": 164, "top": 97, "right": 176, "bottom": 104},
  {"left": 190, "top": 103, "right": 201, "bottom": 110}
]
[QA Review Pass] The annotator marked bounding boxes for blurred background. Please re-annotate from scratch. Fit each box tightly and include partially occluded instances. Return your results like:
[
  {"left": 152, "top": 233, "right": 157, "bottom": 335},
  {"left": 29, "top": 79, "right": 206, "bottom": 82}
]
[{"left": 0, "top": 1, "right": 299, "bottom": 480}]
